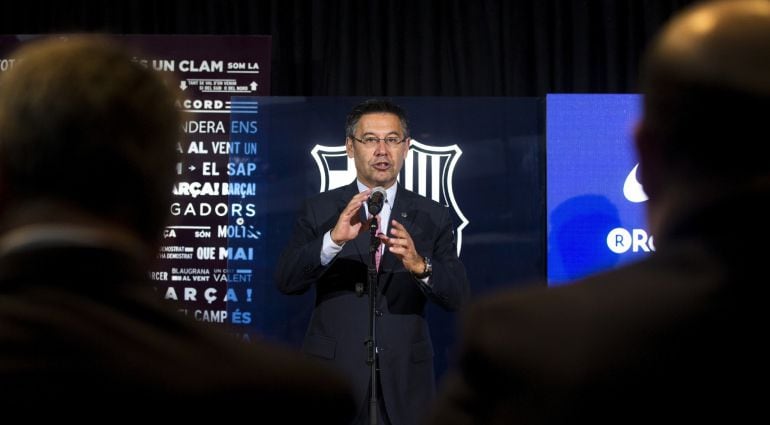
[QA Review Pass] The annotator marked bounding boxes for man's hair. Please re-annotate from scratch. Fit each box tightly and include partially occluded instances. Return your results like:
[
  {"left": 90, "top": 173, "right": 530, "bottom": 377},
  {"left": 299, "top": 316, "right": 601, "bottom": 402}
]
[
  {"left": 639, "top": 0, "right": 770, "bottom": 179},
  {"left": 345, "top": 99, "right": 409, "bottom": 138},
  {"left": 0, "top": 35, "right": 181, "bottom": 243}
]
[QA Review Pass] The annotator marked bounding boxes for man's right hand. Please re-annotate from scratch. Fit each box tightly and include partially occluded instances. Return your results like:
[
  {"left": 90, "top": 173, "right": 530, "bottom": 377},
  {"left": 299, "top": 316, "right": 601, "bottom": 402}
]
[{"left": 330, "top": 190, "right": 372, "bottom": 245}]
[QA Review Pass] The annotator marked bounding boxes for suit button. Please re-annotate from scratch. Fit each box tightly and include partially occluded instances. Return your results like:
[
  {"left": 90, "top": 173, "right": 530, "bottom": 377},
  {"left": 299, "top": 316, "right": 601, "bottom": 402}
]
[{"left": 375, "top": 309, "right": 383, "bottom": 317}]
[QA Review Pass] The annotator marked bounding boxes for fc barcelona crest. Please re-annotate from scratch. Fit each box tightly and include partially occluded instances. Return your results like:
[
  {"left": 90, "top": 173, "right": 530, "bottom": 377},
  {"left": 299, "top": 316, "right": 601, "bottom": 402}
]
[{"left": 311, "top": 139, "right": 468, "bottom": 256}]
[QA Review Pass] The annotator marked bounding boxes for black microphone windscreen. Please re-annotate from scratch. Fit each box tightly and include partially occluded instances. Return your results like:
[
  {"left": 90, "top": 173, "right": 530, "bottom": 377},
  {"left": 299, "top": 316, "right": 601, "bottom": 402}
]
[{"left": 367, "top": 186, "right": 386, "bottom": 215}]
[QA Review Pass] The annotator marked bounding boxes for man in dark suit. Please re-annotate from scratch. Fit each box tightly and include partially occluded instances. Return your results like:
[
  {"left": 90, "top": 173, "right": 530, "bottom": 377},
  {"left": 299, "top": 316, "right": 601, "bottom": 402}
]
[
  {"left": 0, "top": 35, "right": 355, "bottom": 419},
  {"left": 276, "top": 99, "right": 470, "bottom": 424},
  {"left": 429, "top": 1, "right": 770, "bottom": 424}
]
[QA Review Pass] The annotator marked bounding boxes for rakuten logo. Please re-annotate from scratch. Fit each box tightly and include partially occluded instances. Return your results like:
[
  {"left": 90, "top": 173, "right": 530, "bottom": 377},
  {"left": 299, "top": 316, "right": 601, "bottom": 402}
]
[{"left": 606, "top": 227, "right": 656, "bottom": 254}]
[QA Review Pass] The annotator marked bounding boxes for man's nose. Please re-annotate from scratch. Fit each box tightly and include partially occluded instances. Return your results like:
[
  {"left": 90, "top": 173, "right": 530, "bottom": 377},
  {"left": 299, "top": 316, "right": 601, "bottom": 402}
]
[{"left": 373, "top": 140, "right": 388, "bottom": 154}]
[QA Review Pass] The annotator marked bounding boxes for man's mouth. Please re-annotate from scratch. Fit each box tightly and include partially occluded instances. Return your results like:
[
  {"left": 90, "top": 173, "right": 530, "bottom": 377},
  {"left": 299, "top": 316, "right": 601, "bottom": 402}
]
[{"left": 372, "top": 161, "right": 390, "bottom": 171}]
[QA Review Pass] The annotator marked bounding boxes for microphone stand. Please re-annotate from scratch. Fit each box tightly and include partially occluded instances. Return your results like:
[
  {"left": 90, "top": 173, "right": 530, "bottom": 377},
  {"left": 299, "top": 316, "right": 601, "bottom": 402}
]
[{"left": 366, "top": 216, "right": 380, "bottom": 425}]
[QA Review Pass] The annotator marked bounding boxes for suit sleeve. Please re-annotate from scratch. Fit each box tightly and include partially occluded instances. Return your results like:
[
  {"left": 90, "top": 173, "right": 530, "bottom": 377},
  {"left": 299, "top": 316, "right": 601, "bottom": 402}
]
[
  {"left": 420, "top": 205, "right": 470, "bottom": 311},
  {"left": 274, "top": 199, "right": 328, "bottom": 295}
]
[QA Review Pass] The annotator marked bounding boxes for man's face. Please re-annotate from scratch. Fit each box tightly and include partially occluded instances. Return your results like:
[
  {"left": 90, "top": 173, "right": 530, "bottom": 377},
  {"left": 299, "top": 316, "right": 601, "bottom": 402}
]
[{"left": 346, "top": 112, "right": 410, "bottom": 189}]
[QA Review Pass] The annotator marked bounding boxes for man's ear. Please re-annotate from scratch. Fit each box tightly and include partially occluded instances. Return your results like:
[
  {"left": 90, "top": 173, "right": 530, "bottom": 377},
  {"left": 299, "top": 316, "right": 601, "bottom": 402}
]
[
  {"left": 634, "top": 119, "right": 662, "bottom": 201},
  {"left": 345, "top": 137, "right": 354, "bottom": 158}
]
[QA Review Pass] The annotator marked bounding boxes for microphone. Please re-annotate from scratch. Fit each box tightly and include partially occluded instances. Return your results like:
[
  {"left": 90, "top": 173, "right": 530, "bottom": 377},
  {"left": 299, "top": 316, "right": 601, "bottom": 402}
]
[{"left": 367, "top": 186, "right": 387, "bottom": 216}]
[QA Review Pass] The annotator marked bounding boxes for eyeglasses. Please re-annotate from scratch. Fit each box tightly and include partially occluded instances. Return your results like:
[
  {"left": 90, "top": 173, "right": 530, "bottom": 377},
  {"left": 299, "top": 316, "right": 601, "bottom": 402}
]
[{"left": 350, "top": 136, "right": 407, "bottom": 146}]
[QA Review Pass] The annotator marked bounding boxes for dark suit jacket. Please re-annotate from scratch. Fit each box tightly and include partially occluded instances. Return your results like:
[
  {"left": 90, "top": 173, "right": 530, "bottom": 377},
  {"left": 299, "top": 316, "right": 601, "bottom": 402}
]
[
  {"left": 0, "top": 240, "right": 355, "bottom": 420},
  {"left": 429, "top": 191, "right": 770, "bottom": 424},
  {"left": 276, "top": 182, "right": 470, "bottom": 425}
]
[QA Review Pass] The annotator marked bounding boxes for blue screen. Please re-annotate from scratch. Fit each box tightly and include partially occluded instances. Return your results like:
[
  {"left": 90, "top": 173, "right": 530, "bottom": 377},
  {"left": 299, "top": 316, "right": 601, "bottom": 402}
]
[{"left": 547, "top": 94, "right": 653, "bottom": 285}]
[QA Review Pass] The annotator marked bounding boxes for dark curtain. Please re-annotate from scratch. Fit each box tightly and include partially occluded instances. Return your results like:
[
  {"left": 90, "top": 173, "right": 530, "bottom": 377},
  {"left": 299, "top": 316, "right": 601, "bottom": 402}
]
[{"left": 3, "top": 0, "right": 697, "bottom": 95}]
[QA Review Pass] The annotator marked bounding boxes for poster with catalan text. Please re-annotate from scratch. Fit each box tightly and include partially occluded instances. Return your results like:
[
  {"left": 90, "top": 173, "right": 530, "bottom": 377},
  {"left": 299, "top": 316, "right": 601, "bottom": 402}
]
[{"left": 0, "top": 34, "right": 271, "bottom": 341}]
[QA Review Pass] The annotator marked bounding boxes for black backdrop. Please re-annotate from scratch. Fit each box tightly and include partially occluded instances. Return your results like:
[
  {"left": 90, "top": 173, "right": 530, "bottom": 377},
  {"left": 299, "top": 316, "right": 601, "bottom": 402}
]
[{"left": 3, "top": 0, "right": 697, "bottom": 96}]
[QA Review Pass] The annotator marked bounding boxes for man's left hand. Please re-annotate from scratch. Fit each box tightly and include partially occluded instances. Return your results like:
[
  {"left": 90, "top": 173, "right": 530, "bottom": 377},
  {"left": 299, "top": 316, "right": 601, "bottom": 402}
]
[{"left": 378, "top": 220, "right": 425, "bottom": 274}]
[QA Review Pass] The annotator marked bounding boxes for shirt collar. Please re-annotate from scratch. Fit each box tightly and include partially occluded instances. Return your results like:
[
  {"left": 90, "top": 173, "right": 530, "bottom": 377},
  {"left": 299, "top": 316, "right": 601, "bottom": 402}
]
[{"left": 0, "top": 224, "right": 148, "bottom": 260}]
